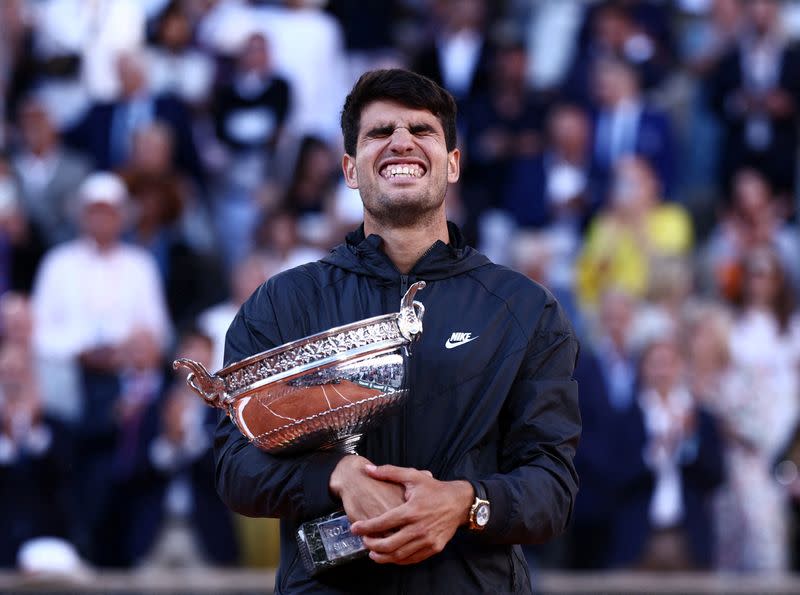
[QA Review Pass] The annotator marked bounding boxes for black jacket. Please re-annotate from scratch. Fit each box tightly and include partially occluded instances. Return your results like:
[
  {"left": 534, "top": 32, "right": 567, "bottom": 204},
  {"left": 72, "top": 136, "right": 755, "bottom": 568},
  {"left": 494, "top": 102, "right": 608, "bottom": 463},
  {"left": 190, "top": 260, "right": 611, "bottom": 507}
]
[{"left": 215, "top": 223, "right": 581, "bottom": 594}]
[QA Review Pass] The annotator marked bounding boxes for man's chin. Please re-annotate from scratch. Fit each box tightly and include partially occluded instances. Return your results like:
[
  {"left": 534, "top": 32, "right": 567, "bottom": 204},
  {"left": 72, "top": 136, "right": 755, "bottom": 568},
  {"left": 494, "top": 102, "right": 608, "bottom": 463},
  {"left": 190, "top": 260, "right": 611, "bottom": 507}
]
[{"left": 365, "top": 201, "right": 440, "bottom": 229}]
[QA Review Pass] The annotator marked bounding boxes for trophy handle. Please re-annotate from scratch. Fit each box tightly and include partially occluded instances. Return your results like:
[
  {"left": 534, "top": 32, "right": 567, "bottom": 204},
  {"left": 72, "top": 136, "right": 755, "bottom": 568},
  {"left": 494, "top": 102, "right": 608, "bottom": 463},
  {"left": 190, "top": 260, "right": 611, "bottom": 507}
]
[
  {"left": 398, "top": 281, "right": 426, "bottom": 341},
  {"left": 173, "top": 358, "right": 227, "bottom": 408}
]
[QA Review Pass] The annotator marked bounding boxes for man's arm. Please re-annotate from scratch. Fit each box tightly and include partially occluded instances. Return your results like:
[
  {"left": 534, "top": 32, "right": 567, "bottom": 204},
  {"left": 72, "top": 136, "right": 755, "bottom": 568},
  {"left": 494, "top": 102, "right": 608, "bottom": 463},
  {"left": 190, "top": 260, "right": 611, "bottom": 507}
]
[
  {"left": 351, "top": 294, "right": 581, "bottom": 558},
  {"left": 214, "top": 287, "right": 405, "bottom": 522},
  {"left": 479, "top": 296, "right": 581, "bottom": 544}
]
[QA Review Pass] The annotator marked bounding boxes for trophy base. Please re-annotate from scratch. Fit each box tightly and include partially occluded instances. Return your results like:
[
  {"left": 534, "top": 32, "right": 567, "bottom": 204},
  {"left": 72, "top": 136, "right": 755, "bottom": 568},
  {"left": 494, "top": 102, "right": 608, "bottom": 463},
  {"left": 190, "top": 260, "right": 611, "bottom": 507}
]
[{"left": 296, "top": 510, "right": 368, "bottom": 576}]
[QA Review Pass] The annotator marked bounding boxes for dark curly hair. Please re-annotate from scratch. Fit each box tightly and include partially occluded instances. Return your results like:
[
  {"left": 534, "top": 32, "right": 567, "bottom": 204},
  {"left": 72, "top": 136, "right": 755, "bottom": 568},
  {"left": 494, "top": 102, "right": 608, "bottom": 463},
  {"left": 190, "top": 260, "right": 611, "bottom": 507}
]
[{"left": 340, "top": 69, "right": 457, "bottom": 156}]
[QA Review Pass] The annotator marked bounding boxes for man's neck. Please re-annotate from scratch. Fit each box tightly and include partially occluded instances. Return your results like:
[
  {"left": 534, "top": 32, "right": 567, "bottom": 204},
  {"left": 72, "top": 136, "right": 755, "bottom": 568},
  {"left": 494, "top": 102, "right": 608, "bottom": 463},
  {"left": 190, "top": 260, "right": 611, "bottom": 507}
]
[{"left": 363, "top": 216, "right": 449, "bottom": 274}]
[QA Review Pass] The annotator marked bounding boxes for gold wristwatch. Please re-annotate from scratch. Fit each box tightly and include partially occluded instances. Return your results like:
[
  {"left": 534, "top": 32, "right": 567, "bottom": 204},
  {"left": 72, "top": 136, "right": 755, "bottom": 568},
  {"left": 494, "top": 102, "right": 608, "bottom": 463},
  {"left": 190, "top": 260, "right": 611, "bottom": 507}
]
[{"left": 467, "top": 481, "right": 490, "bottom": 531}]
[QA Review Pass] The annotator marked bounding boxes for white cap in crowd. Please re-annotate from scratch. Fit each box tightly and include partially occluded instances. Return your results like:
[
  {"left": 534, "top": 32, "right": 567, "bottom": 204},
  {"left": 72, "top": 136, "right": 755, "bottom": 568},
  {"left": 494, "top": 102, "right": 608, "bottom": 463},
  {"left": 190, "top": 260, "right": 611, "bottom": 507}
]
[{"left": 77, "top": 172, "right": 129, "bottom": 208}]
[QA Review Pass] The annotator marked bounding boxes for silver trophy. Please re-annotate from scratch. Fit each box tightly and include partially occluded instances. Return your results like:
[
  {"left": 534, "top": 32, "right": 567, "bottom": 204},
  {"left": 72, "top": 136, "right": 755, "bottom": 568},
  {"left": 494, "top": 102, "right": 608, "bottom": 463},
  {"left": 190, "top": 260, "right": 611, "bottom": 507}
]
[{"left": 173, "top": 281, "right": 426, "bottom": 575}]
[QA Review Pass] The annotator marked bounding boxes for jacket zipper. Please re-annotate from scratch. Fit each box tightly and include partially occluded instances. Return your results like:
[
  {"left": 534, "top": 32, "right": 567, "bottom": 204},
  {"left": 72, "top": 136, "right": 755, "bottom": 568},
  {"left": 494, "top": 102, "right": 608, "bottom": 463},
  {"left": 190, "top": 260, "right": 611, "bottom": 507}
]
[{"left": 399, "top": 274, "right": 410, "bottom": 471}]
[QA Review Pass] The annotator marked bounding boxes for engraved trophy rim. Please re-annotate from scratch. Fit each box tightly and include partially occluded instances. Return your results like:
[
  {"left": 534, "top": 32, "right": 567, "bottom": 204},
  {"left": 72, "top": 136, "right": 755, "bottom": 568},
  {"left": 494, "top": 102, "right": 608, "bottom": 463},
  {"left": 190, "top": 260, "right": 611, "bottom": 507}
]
[{"left": 173, "top": 281, "right": 426, "bottom": 409}]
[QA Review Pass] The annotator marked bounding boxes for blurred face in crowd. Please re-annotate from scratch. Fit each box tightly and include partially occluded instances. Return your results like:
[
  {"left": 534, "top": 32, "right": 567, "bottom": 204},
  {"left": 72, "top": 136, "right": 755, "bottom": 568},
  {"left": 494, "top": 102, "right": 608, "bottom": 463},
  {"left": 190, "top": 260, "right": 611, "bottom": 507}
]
[
  {"left": 592, "top": 59, "right": 639, "bottom": 106},
  {"left": 175, "top": 332, "right": 213, "bottom": 373},
  {"left": 599, "top": 289, "right": 635, "bottom": 351},
  {"left": 343, "top": 100, "right": 460, "bottom": 229},
  {"left": 131, "top": 124, "right": 174, "bottom": 175},
  {"left": 641, "top": 339, "right": 684, "bottom": 397},
  {"left": 732, "top": 169, "right": 778, "bottom": 243},
  {"left": 0, "top": 292, "right": 33, "bottom": 345},
  {"left": 81, "top": 202, "right": 126, "bottom": 248},
  {"left": 593, "top": 5, "right": 631, "bottom": 50},
  {"left": 493, "top": 45, "right": 527, "bottom": 89},
  {"left": 611, "top": 157, "right": 659, "bottom": 217},
  {"left": 748, "top": 0, "right": 780, "bottom": 36},
  {"left": 231, "top": 253, "right": 275, "bottom": 305},
  {"left": 124, "top": 328, "right": 162, "bottom": 371},
  {"left": 117, "top": 52, "right": 148, "bottom": 98},
  {"left": 685, "top": 310, "right": 730, "bottom": 378},
  {"left": 238, "top": 33, "right": 271, "bottom": 75},
  {"left": 19, "top": 100, "right": 58, "bottom": 155},
  {"left": 159, "top": 10, "right": 192, "bottom": 51},
  {"left": 436, "top": 0, "right": 485, "bottom": 32},
  {"left": 549, "top": 106, "right": 589, "bottom": 162}
]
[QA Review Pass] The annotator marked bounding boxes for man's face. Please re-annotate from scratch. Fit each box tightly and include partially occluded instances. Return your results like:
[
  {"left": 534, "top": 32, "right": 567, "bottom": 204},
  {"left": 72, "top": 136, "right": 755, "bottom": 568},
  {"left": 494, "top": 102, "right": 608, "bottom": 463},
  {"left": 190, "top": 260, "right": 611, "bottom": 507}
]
[
  {"left": 81, "top": 202, "right": 125, "bottom": 247},
  {"left": 342, "top": 100, "right": 459, "bottom": 228}
]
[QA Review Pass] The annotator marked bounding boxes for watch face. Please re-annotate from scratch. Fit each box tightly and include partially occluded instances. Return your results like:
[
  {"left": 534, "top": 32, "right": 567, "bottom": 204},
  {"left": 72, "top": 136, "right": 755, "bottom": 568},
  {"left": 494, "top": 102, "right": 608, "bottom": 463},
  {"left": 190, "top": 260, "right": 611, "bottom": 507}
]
[{"left": 476, "top": 503, "right": 490, "bottom": 527}]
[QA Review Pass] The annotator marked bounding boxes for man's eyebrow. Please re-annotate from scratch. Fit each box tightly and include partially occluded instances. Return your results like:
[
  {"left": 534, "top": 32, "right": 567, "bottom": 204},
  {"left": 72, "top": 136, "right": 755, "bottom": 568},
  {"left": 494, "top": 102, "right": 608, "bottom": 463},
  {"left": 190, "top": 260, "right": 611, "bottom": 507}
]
[
  {"left": 362, "top": 122, "right": 438, "bottom": 138},
  {"left": 408, "top": 123, "right": 436, "bottom": 134},
  {"left": 363, "top": 124, "right": 396, "bottom": 138}
]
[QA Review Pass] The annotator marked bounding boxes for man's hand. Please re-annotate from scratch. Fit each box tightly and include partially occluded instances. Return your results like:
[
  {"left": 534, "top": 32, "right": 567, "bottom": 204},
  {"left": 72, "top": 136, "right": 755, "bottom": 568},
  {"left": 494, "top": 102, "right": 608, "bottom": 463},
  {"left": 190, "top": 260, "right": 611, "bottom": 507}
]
[
  {"left": 350, "top": 465, "right": 474, "bottom": 565},
  {"left": 329, "top": 455, "right": 407, "bottom": 523}
]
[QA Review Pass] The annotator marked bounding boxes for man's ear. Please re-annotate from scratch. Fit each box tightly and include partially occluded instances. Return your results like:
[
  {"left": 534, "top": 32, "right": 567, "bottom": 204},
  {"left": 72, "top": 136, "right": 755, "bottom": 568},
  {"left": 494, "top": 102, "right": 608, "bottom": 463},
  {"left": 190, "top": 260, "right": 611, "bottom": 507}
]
[
  {"left": 447, "top": 148, "right": 460, "bottom": 184},
  {"left": 343, "top": 153, "right": 359, "bottom": 189}
]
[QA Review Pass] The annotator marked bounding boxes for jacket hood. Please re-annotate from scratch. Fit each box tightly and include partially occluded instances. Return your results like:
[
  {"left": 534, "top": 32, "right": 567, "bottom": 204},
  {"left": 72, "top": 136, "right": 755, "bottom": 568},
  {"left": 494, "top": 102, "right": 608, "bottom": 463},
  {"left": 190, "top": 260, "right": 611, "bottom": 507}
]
[{"left": 322, "top": 221, "right": 490, "bottom": 282}]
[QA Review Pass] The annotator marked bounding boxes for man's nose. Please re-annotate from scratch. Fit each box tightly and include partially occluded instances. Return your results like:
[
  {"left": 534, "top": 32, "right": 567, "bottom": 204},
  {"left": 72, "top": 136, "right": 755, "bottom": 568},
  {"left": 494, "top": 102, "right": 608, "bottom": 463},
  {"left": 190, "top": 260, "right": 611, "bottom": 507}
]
[{"left": 388, "top": 127, "right": 415, "bottom": 153}]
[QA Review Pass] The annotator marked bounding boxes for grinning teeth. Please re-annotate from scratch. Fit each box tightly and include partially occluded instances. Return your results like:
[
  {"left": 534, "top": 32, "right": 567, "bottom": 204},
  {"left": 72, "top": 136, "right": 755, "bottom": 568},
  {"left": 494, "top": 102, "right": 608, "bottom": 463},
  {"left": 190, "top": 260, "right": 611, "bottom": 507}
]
[{"left": 383, "top": 163, "right": 424, "bottom": 178}]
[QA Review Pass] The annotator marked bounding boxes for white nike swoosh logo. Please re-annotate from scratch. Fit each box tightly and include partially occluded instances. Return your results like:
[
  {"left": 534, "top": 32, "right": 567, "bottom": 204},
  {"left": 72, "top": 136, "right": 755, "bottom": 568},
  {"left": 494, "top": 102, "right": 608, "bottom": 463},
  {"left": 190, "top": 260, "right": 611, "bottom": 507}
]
[{"left": 445, "top": 336, "right": 479, "bottom": 349}]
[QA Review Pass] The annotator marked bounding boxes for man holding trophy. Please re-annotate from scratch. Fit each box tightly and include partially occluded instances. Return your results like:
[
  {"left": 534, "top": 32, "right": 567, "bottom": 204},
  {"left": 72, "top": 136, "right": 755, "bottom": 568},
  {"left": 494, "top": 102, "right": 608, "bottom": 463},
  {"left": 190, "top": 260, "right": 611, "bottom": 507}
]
[{"left": 211, "top": 69, "right": 581, "bottom": 593}]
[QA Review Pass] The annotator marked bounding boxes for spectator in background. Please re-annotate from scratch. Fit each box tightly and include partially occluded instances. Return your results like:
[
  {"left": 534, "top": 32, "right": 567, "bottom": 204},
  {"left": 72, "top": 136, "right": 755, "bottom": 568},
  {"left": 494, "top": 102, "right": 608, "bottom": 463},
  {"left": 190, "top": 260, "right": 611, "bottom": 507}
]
[
  {"left": 31, "top": 172, "right": 170, "bottom": 365},
  {"left": 123, "top": 172, "right": 227, "bottom": 332},
  {"left": 575, "top": 156, "right": 692, "bottom": 312},
  {"left": 707, "top": 0, "right": 800, "bottom": 203},
  {"left": 0, "top": 292, "right": 78, "bottom": 569},
  {"left": 145, "top": 2, "right": 216, "bottom": 111},
  {"left": 607, "top": 331, "right": 724, "bottom": 570},
  {"left": 589, "top": 56, "right": 675, "bottom": 201},
  {"left": 199, "top": 251, "right": 280, "bottom": 371},
  {"left": 67, "top": 50, "right": 203, "bottom": 184},
  {"left": 8, "top": 0, "right": 146, "bottom": 130},
  {"left": 10, "top": 97, "right": 90, "bottom": 247},
  {"left": 459, "top": 39, "right": 550, "bottom": 244},
  {"left": 327, "top": 0, "right": 402, "bottom": 77},
  {"left": 30, "top": 172, "right": 170, "bottom": 562},
  {"left": 119, "top": 122, "right": 215, "bottom": 252},
  {"left": 563, "top": 1, "right": 675, "bottom": 105},
  {"left": 411, "top": 0, "right": 494, "bottom": 104},
  {"left": 0, "top": 164, "right": 45, "bottom": 295},
  {"left": 699, "top": 168, "right": 800, "bottom": 300},
  {"left": 281, "top": 135, "right": 341, "bottom": 249},
  {"left": 135, "top": 327, "right": 239, "bottom": 569},
  {"left": 208, "top": 31, "right": 292, "bottom": 267},
  {"left": 30, "top": 0, "right": 145, "bottom": 105},
  {"left": 567, "top": 288, "right": 640, "bottom": 569},
  {"left": 85, "top": 328, "right": 165, "bottom": 567},
  {"left": 502, "top": 103, "right": 596, "bottom": 231},
  {"left": 252, "top": 208, "right": 326, "bottom": 273},
  {"left": 211, "top": 32, "right": 290, "bottom": 185},
  {"left": 716, "top": 246, "right": 800, "bottom": 572},
  {"left": 249, "top": 0, "right": 350, "bottom": 142}
]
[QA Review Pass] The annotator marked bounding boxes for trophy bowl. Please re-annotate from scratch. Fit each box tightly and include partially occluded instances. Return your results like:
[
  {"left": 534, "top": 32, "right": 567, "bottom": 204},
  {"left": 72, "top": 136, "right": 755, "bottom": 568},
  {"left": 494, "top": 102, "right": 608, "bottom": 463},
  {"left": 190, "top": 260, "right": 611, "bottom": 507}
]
[{"left": 173, "top": 281, "right": 426, "bottom": 455}]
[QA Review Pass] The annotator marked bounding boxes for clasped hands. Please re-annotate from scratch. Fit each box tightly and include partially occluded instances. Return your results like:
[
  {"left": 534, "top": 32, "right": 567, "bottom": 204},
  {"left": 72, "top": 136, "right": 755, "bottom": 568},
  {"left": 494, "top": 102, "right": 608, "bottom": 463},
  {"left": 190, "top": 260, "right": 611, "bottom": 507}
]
[{"left": 328, "top": 455, "right": 474, "bottom": 565}]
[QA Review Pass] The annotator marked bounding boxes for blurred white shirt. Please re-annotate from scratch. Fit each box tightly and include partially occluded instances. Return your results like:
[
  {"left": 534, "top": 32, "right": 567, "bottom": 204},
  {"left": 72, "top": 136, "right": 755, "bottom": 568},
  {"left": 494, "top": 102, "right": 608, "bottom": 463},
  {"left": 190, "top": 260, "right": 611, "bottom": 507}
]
[{"left": 31, "top": 238, "right": 171, "bottom": 360}]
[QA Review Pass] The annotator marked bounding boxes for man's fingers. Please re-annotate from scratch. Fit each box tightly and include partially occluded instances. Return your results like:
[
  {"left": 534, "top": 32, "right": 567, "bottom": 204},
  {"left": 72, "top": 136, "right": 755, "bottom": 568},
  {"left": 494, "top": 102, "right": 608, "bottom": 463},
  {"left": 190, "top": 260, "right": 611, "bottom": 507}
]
[
  {"left": 361, "top": 528, "right": 411, "bottom": 554},
  {"left": 368, "top": 540, "right": 428, "bottom": 565},
  {"left": 364, "top": 463, "right": 429, "bottom": 483},
  {"left": 350, "top": 504, "right": 409, "bottom": 536}
]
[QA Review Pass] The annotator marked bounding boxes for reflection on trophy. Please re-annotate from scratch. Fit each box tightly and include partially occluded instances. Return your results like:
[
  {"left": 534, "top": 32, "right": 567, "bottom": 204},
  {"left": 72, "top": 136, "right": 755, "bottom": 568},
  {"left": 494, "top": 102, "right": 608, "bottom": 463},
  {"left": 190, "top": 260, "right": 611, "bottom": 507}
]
[{"left": 173, "top": 281, "right": 426, "bottom": 575}]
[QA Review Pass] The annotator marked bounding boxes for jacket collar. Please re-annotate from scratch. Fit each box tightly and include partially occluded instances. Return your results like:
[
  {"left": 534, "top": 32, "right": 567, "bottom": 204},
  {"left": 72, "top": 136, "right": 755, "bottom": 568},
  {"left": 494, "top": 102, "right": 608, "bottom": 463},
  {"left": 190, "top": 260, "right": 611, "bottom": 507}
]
[{"left": 323, "top": 221, "right": 489, "bottom": 282}]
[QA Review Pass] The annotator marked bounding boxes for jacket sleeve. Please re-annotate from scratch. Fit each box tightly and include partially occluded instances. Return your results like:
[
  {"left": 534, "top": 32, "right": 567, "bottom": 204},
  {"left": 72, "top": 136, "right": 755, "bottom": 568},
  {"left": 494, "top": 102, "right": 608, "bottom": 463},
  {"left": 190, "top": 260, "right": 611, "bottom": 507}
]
[
  {"left": 213, "top": 289, "right": 348, "bottom": 521},
  {"left": 480, "top": 295, "right": 581, "bottom": 544}
]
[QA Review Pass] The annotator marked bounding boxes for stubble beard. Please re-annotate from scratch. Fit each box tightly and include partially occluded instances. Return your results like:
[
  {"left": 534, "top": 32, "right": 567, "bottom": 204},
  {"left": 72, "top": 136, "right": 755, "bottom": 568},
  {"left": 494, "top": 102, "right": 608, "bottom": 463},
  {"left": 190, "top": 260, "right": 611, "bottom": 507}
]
[{"left": 362, "top": 178, "right": 448, "bottom": 229}]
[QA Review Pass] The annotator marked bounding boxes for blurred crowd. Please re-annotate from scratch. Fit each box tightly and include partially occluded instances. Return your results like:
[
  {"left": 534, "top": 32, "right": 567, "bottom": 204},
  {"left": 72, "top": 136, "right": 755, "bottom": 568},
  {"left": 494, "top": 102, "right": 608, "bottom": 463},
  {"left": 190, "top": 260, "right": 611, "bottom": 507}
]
[{"left": 2, "top": 0, "right": 800, "bottom": 577}]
